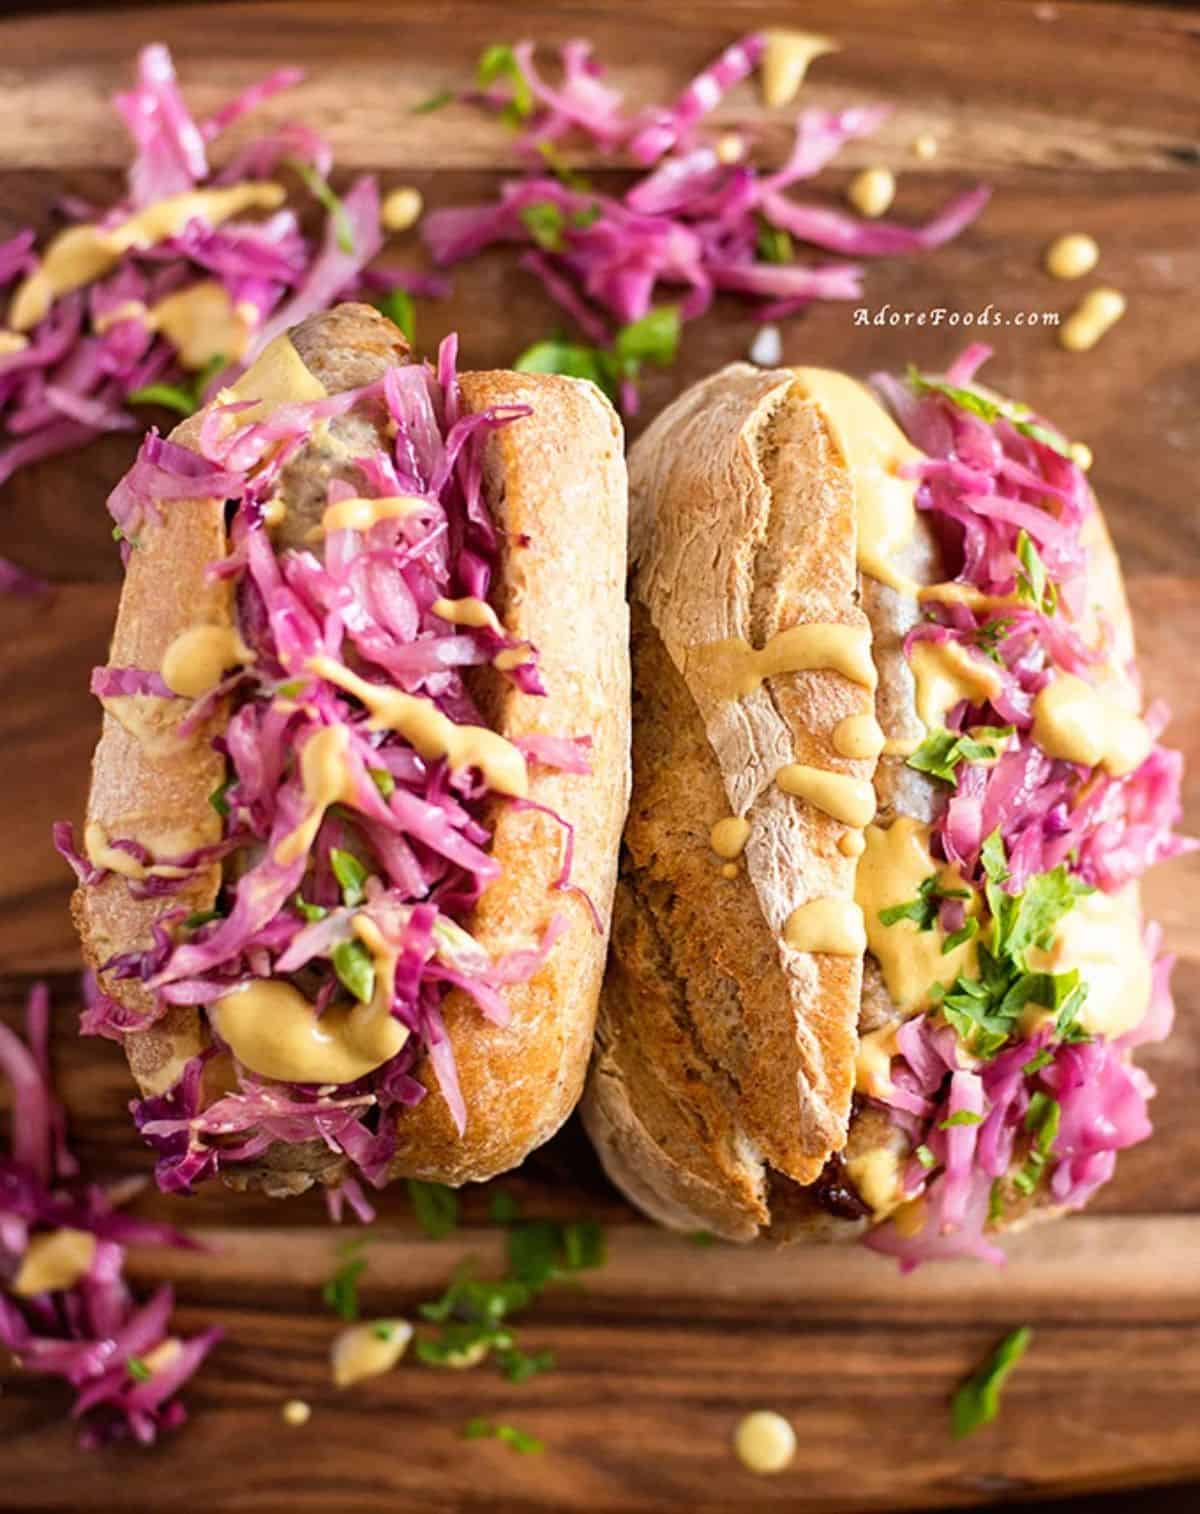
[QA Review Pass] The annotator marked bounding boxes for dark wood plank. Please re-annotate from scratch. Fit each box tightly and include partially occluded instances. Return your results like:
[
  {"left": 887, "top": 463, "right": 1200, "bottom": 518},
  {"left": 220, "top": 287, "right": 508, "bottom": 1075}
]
[{"left": 1, "top": 3, "right": 1198, "bottom": 1511}]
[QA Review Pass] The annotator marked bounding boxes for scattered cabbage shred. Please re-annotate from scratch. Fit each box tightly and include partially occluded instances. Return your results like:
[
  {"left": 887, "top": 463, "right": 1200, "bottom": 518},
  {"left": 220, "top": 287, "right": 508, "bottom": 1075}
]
[
  {"left": 422, "top": 35, "right": 989, "bottom": 412},
  {"left": 0, "top": 982, "right": 218, "bottom": 1446},
  {"left": 860, "top": 346, "right": 1192, "bottom": 1269},
  {"left": 0, "top": 43, "right": 395, "bottom": 589}
]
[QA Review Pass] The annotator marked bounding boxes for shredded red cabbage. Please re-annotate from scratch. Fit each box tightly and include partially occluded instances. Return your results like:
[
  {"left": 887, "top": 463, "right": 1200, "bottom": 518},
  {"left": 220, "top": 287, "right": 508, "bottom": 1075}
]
[
  {"left": 1, "top": 43, "right": 398, "bottom": 583},
  {"left": 856, "top": 349, "right": 1191, "bottom": 1268},
  {"left": 1, "top": 983, "right": 218, "bottom": 1446},
  {"left": 423, "top": 37, "right": 988, "bottom": 407}
]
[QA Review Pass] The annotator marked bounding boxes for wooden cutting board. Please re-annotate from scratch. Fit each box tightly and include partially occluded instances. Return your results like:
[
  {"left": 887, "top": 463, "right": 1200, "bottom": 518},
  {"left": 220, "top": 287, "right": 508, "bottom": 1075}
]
[{"left": 0, "top": 2, "right": 1197, "bottom": 1510}]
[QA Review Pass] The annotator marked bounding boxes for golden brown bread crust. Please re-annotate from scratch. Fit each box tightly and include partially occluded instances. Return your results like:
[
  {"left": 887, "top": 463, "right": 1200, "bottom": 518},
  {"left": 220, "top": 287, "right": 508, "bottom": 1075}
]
[
  {"left": 74, "top": 306, "right": 630, "bottom": 1194},
  {"left": 584, "top": 365, "right": 877, "bottom": 1235},
  {"left": 389, "top": 370, "right": 629, "bottom": 1183},
  {"left": 584, "top": 361, "right": 1151, "bottom": 1245}
]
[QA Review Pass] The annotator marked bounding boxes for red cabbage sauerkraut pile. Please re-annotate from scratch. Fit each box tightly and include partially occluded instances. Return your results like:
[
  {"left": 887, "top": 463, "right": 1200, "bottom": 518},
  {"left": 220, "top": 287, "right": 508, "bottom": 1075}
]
[
  {"left": 422, "top": 35, "right": 989, "bottom": 412},
  {"left": 857, "top": 345, "right": 1192, "bottom": 1268},
  {"left": 58, "top": 336, "right": 585, "bottom": 1199},
  {"left": 0, "top": 43, "right": 436, "bottom": 587},
  {"left": 1, "top": 982, "right": 218, "bottom": 1445}
]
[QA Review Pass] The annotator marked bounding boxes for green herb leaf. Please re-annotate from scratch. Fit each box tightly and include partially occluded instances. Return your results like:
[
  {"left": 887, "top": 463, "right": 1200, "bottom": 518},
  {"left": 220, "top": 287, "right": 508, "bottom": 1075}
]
[
  {"left": 412, "top": 88, "right": 454, "bottom": 114},
  {"left": 463, "top": 1418, "right": 544, "bottom": 1454},
  {"left": 127, "top": 382, "right": 202, "bottom": 417},
  {"left": 908, "top": 367, "right": 1072, "bottom": 459},
  {"left": 368, "top": 765, "right": 396, "bottom": 798},
  {"left": 208, "top": 779, "right": 232, "bottom": 817},
  {"left": 408, "top": 1179, "right": 460, "bottom": 1239},
  {"left": 330, "top": 848, "right": 370, "bottom": 907},
  {"left": 1015, "top": 530, "right": 1058, "bottom": 615},
  {"left": 496, "top": 1345, "right": 556, "bottom": 1383},
  {"left": 943, "top": 916, "right": 979, "bottom": 953},
  {"left": 879, "top": 874, "right": 970, "bottom": 933},
  {"left": 488, "top": 1189, "right": 521, "bottom": 1224},
  {"left": 614, "top": 305, "right": 681, "bottom": 371},
  {"left": 322, "top": 1241, "right": 368, "bottom": 1321},
  {"left": 286, "top": 156, "right": 355, "bottom": 255},
  {"left": 534, "top": 141, "right": 592, "bottom": 191},
  {"left": 126, "top": 1356, "right": 152, "bottom": 1382},
  {"left": 688, "top": 1229, "right": 715, "bottom": 1247},
  {"left": 372, "top": 289, "right": 415, "bottom": 344},
  {"left": 332, "top": 939, "right": 375, "bottom": 1003},
  {"left": 756, "top": 218, "right": 795, "bottom": 265},
  {"left": 907, "top": 725, "right": 1013, "bottom": 784},
  {"left": 519, "top": 201, "right": 566, "bottom": 252},
  {"left": 951, "top": 1327, "right": 1033, "bottom": 1439},
  {"left": 183, "top": 909, "right": 222, "bottom": 931},
  {"left": 513, "top": 339, "right": 615, "bottom": 399},
  {"left": 293, "top": 895, "right": 328, "bottom": 924},
  {"left": 1022, "top": 1048, "right": 1053, "bottom": 1075},
  {"left": 939, "top": 1110, "right": 984, "bottom": 1129},
  {"left": 477, "top": 43, "right": 533, "bottom": 121},
  {"left": 915, "top": 1144, "right": 937, "bottom": 1169}
]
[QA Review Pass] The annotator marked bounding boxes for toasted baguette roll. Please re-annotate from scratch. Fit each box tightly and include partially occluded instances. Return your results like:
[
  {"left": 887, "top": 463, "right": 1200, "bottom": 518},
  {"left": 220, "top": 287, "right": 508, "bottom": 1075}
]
[
  {"left": 75, "top": 303, "right": 629, "bottom": 1194},
  {"left": 583, "top": 361, "right": 1153, "bottom": 1244}
]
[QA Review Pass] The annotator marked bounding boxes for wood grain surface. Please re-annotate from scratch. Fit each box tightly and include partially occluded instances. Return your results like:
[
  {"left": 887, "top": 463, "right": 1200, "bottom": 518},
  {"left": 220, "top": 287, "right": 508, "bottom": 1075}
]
[{"left": 0, "top": 2, "right": 1197, "bottom": 1511}]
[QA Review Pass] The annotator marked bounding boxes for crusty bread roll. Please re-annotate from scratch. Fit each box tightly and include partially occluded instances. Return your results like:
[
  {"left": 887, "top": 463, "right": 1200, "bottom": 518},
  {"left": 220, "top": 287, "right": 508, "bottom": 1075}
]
[
  {"left": 583, "top": 361, "right": 1155, "bottom": 1245},
  {"left": 74, "top": 303, "right": 630, "bottom": 1194}
]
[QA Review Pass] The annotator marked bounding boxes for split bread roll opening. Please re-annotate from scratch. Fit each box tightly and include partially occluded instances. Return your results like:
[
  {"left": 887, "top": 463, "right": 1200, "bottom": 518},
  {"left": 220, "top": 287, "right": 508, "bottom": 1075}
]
[{"left": 582, "top": 361, "right": 1171, "bottom": 1253}]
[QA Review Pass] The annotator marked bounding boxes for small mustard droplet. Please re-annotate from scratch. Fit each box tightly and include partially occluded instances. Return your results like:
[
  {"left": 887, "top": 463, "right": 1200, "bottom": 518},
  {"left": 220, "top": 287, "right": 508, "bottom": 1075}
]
[
  {"left": 847, "top": 167, "right": 896, "bottom": 219},
  {"left": 1044, "top": 233, "right": 1099, "bottom": 281},
  {"left": 734, "top": 1410, "right": 797, "bottom": 1474}
]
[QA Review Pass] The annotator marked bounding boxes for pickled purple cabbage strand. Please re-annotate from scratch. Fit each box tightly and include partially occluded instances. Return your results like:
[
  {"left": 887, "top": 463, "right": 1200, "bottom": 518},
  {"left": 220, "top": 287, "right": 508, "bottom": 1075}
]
[
  {"left": 68, "top": 339, "right": 589, "bottom": 1195},
  {"left": 0, "top": 982, "right": 217, "bottom": 1447},
  {"left": 861, "top": 347, "right": 1192, "bottom": 1268}
]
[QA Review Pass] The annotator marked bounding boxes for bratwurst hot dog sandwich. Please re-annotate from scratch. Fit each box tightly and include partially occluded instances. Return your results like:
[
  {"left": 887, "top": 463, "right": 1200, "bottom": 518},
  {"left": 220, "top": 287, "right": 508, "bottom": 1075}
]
[
  {"left": 62, "top": 302, "right": 630, "bottom": 1199},
  {"left": 583, "top": 352, "right": 1188, "bottom": 1264}
]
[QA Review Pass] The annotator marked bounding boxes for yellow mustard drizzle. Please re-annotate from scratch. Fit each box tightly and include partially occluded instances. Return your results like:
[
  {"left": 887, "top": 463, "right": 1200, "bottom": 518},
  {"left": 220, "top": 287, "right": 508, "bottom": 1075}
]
[
  {"left": 161, "top": 624, "right": 254, "bottom": 699},
  {"left": 791, "top": 367, "right": 926, "bottom": 596},
  {"left": 710, "top": 816, "right": 751, "bottom": 860},
  {"left": 908, "top": 639, "right": 1003, "bottom": 730},
  {"left": 782, "top": 897, "right": 866, "bottom": 955},
  {"left": 9, "top": 1228, "right": 97, "bottom": 1296},
  {"left": 839, "top": 830, "right": 866, "bottom": 858},
  {"left": 687, "top": 622, "right": 877, "bottom": 699},
  {"left": 319, "top": 495, "right": 427, "bottom": 534},
  {"left": 1031, "top": 674, "right": 1151, "bottom": 777},
  {"left": 1060, "top": 287, "right": 1126, "bottom": 353},
  {"left": 917, "top": 581, "right": 1024, "bottom": 614},
  {"left": 430, "top": 596, "right": 504, "bottom": 634},
  {"left": 1025, "top": 884, "right": 1151, "bottom": 1040},
  {"left": 847, "top": 167, "right": 896, "bottom": 219},
  {"left": 220, "top": 332, "right": 327, "bottom": 420},
  {"left": 846, "top": 1145, "right": 906, "bottom": 1217},
  {"left": 760, "top": 30, "right": 839, "bottom": 107},
  {"left": 308, "top": 656, "right": 528, "bottom": 798},
  {"left": 331, "top": 1320, "right": 413, "bottom": 1387},
  {"left": 775, "top": 764, "right": 876, "bottom": 828},
  {"left": 274, "top": 725, "right": 358, "bottom": 866},
  {"left": 831, "top": 712, "right": 885, "bottom": 760},
  {"left": 855, "top": 817, "right": 978, "bottom": 1013},
  {"left": 83, "top": 821, "right": 201, "bottom": 881},
  {"left": 855, "top": 1022, "right": 900, "bottom": 1099},
  {"left": 212, "top": 978, "right": 408, "bottom": 1084},
  {"left": 1044, "top": 233, "right": 1099, "bottom": 281},
  {"left": 10, "top": 183, "right": 286, "bottom": 332},
  {"left": 97, "top": 282, "right": 258, "bottom": 369},
  {"left": 381, "top": 187, "right": 423, "bottom": 233}
]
